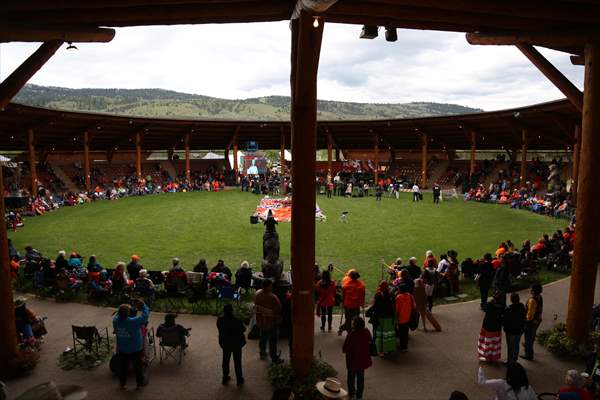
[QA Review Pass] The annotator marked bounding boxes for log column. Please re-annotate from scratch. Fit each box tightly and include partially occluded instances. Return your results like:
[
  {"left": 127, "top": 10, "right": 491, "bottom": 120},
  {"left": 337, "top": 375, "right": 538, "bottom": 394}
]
[
  {"left": 469, "top": 131, "right": 476, "bottom": 177},
  {"left": 233, "top": 142, "right": 239, "bottom": 184},
  {"left": 290, "top": 11, "right": 323, "bottom": 377},
  {"left": 135, "top": 132, "right": 142, "bottom": 179},
  {"left": 327, "top": 134, "right": 333, "bottom": 177},
  {"left": 421, "top": 133, "right": 428, "bottom": 188},
  {"left": 184, "top": 132, "right": 191, "bottom": 182},
  {"left": 373, "top": 133, "right": 380, "bottom": 184},
  {"left": 28, "top": 129, "right": 37, "bottom": 197},
  {"left": 0, "top": 163, "right": 17, "bottom": 372},
  {"left": 280, "top": 129, "right": 286, "bottom": 174},
  {"left": 567, "top": 43, "right": 600, "bottom": 343},
  {"left": 572, "top": 124, "right": 581, "bottom": 205},
  {"left": 83, "top": 131, "right": 91, "bottom": 192},
  {"left": 520, "top": 129, "right": 528, "bottom": 188}
]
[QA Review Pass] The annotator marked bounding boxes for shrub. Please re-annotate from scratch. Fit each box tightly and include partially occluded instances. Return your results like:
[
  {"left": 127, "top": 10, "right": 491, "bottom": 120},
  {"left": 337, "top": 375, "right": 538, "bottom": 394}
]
[
  {"left": 268, "top": 359, "right": 337, "bottom": 400},
  {"left": 1, "top": 349, "right": 40, "bottom": 379},
  {"left": 537, "top": 322, "right": 598, "bottom": 358}
]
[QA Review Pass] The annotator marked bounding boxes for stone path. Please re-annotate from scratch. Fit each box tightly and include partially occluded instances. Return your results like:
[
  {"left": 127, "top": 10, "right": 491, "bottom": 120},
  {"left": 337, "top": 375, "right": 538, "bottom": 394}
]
[{"left": 4, "top": 277, "right": 584, "bottom": 399}]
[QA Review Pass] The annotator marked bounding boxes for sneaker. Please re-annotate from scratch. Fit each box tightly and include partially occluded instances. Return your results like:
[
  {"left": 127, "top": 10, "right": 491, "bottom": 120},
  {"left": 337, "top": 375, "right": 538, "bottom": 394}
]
[
  {"left": 222, "top": 376, "right": 231, "bottom": 385},
  {"left": 320, "top": 326, "right": 325, "bottom": 332},
  {"left": 328, "top": 326, "right": 332, "bottom": 332}
]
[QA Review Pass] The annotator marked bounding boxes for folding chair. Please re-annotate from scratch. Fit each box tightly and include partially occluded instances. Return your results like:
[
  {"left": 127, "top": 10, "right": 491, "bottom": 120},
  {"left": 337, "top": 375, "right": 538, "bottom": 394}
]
[
  {"left": 158, "top": 326, "right": 186, "bottom": 365},
  {"left": 215, "top": 284, "right": 241, "bottom": 315},
  {"left": 72, "top": 325, "right": 110, "bottom": 359}
]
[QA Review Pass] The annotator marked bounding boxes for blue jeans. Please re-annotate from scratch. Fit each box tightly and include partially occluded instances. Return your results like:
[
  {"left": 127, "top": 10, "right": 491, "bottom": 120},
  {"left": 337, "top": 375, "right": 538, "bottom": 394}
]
[
  {"left": 523, "top": 321, "right": 539, "bottom": 359},
  {"left": 505, "top": 333, "right": 522, "bottom": 363},
  {"left": 347, "top": 370, "right": 365, "bottom": 399},
  {"left": 259, "top": 327, "right": 279, "bottom": 362}
]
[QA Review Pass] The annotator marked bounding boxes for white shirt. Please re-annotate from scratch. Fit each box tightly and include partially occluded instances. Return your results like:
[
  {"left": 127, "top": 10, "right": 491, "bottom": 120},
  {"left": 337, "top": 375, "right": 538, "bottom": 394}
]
[
  {"left": 478, "top": 367, "right": 537, "bottom": 400},
  {"left": 437, "top": 259, "right": 450, "bottom": 273},
  {"left": 412, "top": 185, "right": 419, "bottom": 193}
]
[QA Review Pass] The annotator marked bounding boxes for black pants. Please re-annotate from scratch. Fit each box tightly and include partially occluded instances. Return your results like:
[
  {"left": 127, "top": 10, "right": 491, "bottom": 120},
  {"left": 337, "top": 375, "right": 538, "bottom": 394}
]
[
  {"left": 413, "top": 192, "right": 419, "bottom": 202},
  {"left": 117, "top": 351, "right": 144, "bottom": 387},
  {"left": 427, "top": 296, "right": 433, "bottom": 312},
  {"left": 347, "top": 370, "right": 365, "bottom": 399},
  {"left": 340, "top": 308, "right": 360, "bottom": 333},
  {"left": 222, "top": 347, "right": 243, "bottom": 380},
  {"left": 434, "top": 195, "right": 440, "bottom": 203},
  {"left": 327, "top": 190, "right": 332, "bottom": 198},
  {"left": 397, "top": 323, "right": 409, "bottom": 350},
  {"left": 320, "top": 306, "right": 333, "bottom": 330}
]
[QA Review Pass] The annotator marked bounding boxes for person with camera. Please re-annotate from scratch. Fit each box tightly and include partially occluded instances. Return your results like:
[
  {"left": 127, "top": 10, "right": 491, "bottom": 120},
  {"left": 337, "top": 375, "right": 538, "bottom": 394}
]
[{"left": 113, "top": 298, "right": 150, "bottom": 390}]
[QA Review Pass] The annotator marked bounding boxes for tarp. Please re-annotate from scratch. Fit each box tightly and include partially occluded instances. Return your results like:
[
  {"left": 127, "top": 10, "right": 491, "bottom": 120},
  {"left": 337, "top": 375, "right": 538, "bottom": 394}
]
[{"left": 255, "top": 196, "right": 326, "bottom": 222}]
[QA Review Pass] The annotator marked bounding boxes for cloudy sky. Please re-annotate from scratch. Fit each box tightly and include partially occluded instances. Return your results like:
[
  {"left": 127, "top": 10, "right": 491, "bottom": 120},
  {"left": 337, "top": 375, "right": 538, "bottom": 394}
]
[{"left": 0, "top": 21, "right": 584, "bottom": 111}]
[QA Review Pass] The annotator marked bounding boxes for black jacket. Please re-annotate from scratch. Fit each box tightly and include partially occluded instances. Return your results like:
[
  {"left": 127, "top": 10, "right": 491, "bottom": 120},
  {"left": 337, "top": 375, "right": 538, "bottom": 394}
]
[
  {"left": 482, "top": 301, "right": 504, "bottom": 332},
  {"left": 217, "top": 315, "right": 246, "bottom": 350},
  {"left": 503, "top": 303, "right": 526, "bottom": 335}
]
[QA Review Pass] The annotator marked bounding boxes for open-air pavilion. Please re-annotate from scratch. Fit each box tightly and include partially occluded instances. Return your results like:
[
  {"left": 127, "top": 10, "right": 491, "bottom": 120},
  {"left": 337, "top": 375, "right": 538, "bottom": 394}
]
[{"left": 0, "top": 0, "right": 598, "bottom": 382}]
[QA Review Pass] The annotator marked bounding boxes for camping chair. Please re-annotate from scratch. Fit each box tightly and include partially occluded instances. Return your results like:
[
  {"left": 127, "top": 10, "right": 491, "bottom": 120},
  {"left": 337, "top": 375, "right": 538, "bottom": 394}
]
[
  {"left": 158, "top": 326, "right": 187, "bottom": 365},
  {"left": 72, "top": 325, "right": 110, "bottom": 359},
  {"left": 215, "top": 284, "right": 241, "bottom": 315}
]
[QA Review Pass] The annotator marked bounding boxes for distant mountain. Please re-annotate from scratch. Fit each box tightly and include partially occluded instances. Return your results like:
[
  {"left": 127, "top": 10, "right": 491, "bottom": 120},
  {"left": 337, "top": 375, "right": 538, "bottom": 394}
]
[{"left": 13, "top": 84, "right": 483, "bottom": 120}]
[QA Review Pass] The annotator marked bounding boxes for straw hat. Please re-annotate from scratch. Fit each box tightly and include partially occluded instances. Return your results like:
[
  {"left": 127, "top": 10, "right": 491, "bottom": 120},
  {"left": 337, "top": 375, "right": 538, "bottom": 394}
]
[
  {"left": 15, "top": 382, "right": 87, "bottom": 400},
  {"left": 14, "top": 297, "right": 26, "bottom": 308},
  {"left": 315, "top": 378, "right": 347, "bottom": 399}
]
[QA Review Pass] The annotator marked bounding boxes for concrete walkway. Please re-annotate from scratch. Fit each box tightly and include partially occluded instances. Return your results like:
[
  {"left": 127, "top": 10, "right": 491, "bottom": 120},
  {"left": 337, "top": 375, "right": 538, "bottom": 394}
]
[{"left": 5, "top": 277, "right": 584, "bottom": 400}]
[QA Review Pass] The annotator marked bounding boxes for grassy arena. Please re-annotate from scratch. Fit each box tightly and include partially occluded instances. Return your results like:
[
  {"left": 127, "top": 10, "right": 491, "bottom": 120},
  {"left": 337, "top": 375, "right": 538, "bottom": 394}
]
[{"left": 9, "top": 190, "right": 567, "bottom": 299}]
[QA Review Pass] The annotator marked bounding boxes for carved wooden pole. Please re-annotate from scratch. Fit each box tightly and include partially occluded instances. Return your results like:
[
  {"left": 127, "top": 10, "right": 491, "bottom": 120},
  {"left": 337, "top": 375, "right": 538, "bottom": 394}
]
[
  {"left": 520, "top": 129, "right": 528, "bottom": 188},
  {"left": 469, "top": 131, "right": 476, "bottom": 177},
  {"left": 572, "top": 124, "right": 581, "bottom": 205},
  {"left": 83, "top": 131, "right": 91, "bottom": 192},
  {"left": 290, "top": 10, "right": 323, "bottom": 377},
  {"left": 567, "top": 43, "right": 600, "bottom": 342},
  {"left": 135, "top": 132, "right": 142, "bottom": 179},
  {"left": 184, "top": 132, "right": 191, "bottom": 182},
  {"left": 373, "top": 133, "right": 379, "bottom": 184},
  {"left": 421, "top": 133, "right": 428, "bottom": 188},
  {"left": 28, "top": 129, "right": 37, "bottom": 197}
]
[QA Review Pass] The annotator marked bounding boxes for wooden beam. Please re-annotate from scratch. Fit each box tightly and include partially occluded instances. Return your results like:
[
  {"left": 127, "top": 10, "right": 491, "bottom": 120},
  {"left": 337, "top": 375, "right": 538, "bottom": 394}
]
[
  {"left": 0, "top": 40, "right": 62, "bottom": 110},
  {"left": 520, "top": 129, "right": 528, "bottom": 187},
  {"left": 567, "top": 43, "right": 600, "bottom": 343},
  {"left": 135, "top": 131, "right": 142, "bottom": 178},
  {"left": 571, "top": 55, "right": 585, "bottom": 66},
  {"left": 466, "top": 30, "right": 600, "bottom": 48},
  {"left": 280, "top": 127, "right": 286, "bottom": 174},
  {"left": 1, "top": 0, "right": 268, "bottom": 11},
  {"left": 0, "top": 163, "right": 17, "bottom": 372},
  {"left": 290, "top": 10, "right": 323, "bottom": 377},
  {"left": 469, "top": 130, "right": 476, "bottom": 177},
  {"left": 516, "top": 43, "right": 583, "bottom": 113},
  {"left": 6, "top": 1, "right": 291, "bottom": 26},
  {"left": 0, "top": 25, "right": 115, "bottom": 43}
]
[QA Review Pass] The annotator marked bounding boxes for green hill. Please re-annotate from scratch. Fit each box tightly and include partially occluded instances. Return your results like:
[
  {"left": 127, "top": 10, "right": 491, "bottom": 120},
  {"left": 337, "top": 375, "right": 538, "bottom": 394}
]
[{"left": 14, "top": 84, "right": 482, "bottom": 120}]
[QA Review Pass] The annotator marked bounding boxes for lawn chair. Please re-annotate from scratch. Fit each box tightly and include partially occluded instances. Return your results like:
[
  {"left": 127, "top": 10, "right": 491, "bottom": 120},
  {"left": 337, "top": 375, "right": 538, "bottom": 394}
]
[
  {"left": 158, "top": 326, "right": 187, "bottom": 365},
  {"left": 215, "top": 284, "right": 241, "bottom": 315},
  {"left": 72, "top": 325, "right": 110, "bottom": 359}
]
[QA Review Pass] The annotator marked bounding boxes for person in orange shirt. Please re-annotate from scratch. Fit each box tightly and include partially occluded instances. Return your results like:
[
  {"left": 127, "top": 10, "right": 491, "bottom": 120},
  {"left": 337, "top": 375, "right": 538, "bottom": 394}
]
[
  {"left": 339, "top": 270, "right": 365, "bottom": 336},
  {"left": 395, "top": 284, "right": 416, "bottom": 352}
]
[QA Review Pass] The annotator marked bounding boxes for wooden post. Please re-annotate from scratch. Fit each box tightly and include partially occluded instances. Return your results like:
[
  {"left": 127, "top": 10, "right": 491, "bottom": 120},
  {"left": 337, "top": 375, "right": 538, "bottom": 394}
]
[
  {"left": 520, "top": 129, "right": 528, "bottom": 187},
  {"left": 567, "top": 43, "right": 600, "bottom": 343},
  {"left": 83, "top": 131, "right": 91, "bottom": 192},
  {"left": 135, "top": 131, "right": 142, "bottom": 179},
  {"left": 572, "top": 124, "right": 581, "bottom": 205},
  {"left": 280, "top": 129, "right": 286, "bottom": 174},
  {"left": 327, "top": 133, "right": 333, "bottom": 177},
  {"left": 0, "top": 163, "right": 17, "bottom": 371},
  {"left": 28, "top": 128, "right": 37, "bottom": 197},
  {"left": 290, "top": 10, "right": 323, "bottom": 377},
  {"left": 184, "top": 132, "right": 191, "bottom": 182},
  {"left": 421, "top": 133, "right": 428, "bottom": 188},
  {"left": 373, "top": 133, "right": 379, "bottom": 184},
  {"left": 469, "top": 131, "right": 476, "bottom": 177},
  {"left": 335, "top": 148, "right": 340, "bottom": 162},
  {"left": 233, "top": 142, "right": 239, "bottom": 183},
  {"left": 0, "top": 41, "right": 62, "bottom": 110}
]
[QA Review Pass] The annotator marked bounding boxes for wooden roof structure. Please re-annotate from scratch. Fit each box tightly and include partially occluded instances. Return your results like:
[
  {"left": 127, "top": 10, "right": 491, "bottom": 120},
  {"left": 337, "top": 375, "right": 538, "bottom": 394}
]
[
  {"left": 0, "top": 98, "right": 579, "bottom": 153},
  {"left": 1, "top": 0, "right": 597, "bottom": 57}
]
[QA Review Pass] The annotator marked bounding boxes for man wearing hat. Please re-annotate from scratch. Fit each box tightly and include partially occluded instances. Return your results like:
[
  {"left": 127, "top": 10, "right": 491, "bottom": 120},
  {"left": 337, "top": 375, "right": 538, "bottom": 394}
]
[
  {"left": 316, "top": 378, "right": 348, "bottom": 399},
  {"left": 127, "top": 255, "right": 142, "bottom": 281}
]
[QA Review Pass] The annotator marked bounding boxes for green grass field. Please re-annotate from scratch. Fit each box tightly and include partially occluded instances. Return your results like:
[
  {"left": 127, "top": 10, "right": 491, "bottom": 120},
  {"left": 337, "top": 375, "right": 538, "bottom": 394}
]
[{"left": 9, "top": 190, "right": 568, "bottom": 300}]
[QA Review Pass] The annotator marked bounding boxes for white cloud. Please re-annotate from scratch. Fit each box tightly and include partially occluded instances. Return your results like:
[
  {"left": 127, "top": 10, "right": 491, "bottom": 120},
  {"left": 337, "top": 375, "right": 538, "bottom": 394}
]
[{"left": 0, "top": 21, "right": 584, "bottom": 111}]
